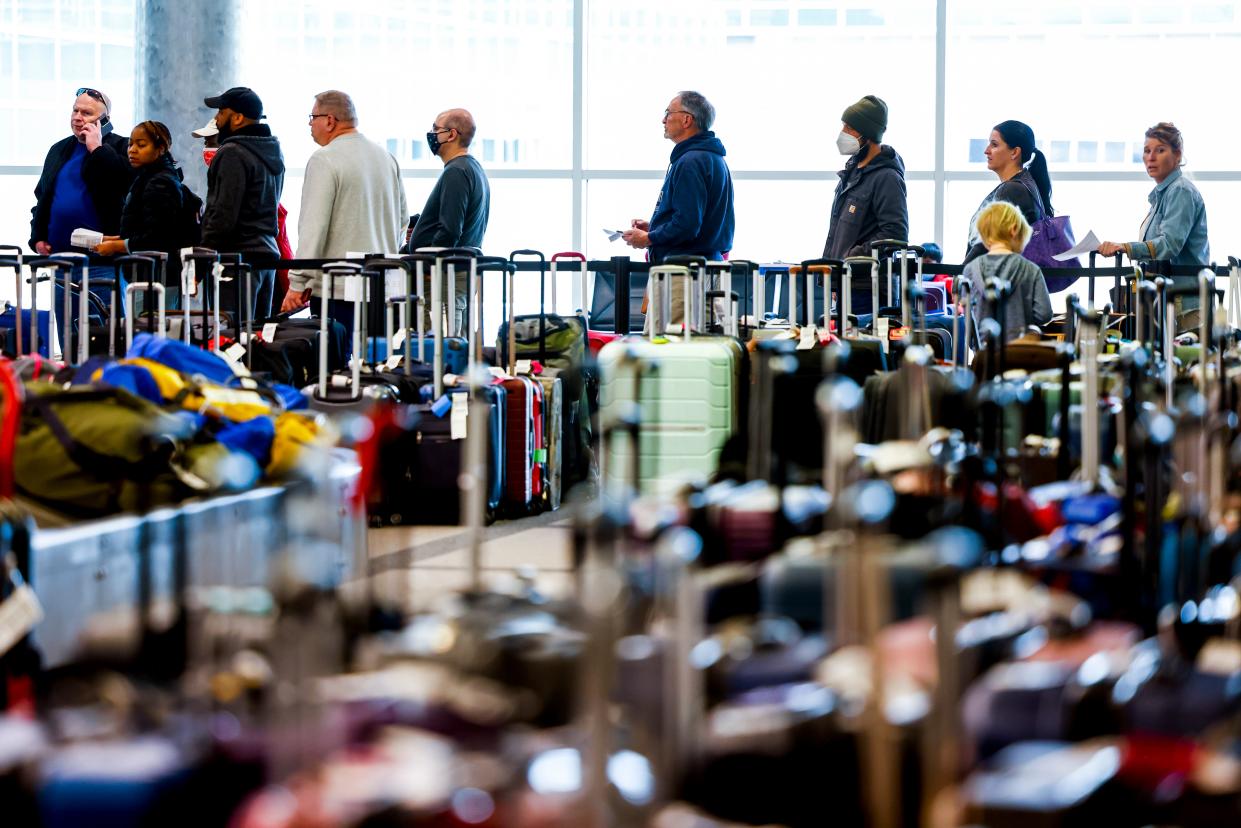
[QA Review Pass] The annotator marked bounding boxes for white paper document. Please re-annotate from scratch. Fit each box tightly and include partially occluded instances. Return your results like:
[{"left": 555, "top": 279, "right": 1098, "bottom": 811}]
[
  {"left": 70, "top": 228, "right": 103, "bottom": 249},
  {"left": 1052, "top": 230, "right": 1101, "bottom": 262}
]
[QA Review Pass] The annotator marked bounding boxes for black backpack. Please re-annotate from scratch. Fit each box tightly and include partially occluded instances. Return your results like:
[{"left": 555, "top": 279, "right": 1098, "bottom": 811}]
[{"left": 178, "top": 184, "right": 204, "bottom": 247}]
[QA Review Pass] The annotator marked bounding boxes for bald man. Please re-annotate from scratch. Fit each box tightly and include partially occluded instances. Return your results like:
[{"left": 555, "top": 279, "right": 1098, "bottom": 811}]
[{"left": 407, "top": 108, "right": 490, "bottom": 331}]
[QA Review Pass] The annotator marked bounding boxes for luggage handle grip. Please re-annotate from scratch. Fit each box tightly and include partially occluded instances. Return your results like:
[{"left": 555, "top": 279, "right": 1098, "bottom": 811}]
[{"left": 550, "top": 251, "right": 589, "bottom": 326}]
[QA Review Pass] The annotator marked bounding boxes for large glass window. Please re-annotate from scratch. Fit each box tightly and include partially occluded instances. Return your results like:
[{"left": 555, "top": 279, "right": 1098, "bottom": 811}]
[
  {"left": 236, "top": 0, "right": 574, "bottom": 172},
  {"left": 0, "top": 1, "right": 136, "bottom": 167},
  {"left": 3, "top": 0, "right": 1241, "bottom": 277},
  {"left": 946, "top": 2, "right": 1241, "bottom": 174},
  {"left": 585, "top": 0, "right": 937, "bottom": 172}
]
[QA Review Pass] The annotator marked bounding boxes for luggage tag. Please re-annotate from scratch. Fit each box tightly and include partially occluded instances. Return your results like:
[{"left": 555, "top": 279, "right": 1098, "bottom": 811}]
[
  {"left": 261, "top": 322, "right": 278, "bottom": 343},
  {"left": 221, "top": 342, "right": 250, "bottom": 377},
  {"left": 450, "top": 392, "right": 468, "bottom": 440},
  {"left": 0, "top": 565, "right": 43, "bottom": 658},
  {"left": 797, "top": 324, "right": 817, "bottom": 351},
  {"left": 875, "top": 318, "right": 890, "bottom": 354},
  {"left": 431, "top": 393, "right": 453, "bottom": 417},
  {"left": 515, "top": 359, "right": 533, "bottom": 375},
  {"left": 385, "top": 354, "right": 404, "bottom": 370}
]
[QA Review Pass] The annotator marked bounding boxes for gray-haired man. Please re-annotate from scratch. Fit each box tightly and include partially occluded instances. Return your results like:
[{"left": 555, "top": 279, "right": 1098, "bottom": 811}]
[
  {"left": 623, "top": 91, "right": 734, "bottom": 330},
  {"left": 282, "top": 89, "right": 407, "bottom": 325}
]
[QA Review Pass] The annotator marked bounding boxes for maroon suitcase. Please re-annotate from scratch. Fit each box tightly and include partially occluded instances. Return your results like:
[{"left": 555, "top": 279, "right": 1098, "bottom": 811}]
[{"left": 500, "top": 375, "right": 535, "bottom": 512}]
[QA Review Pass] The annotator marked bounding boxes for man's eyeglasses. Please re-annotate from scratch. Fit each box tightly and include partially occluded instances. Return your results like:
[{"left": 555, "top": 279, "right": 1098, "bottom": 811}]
[
  {"left": 308, "top": 113, "right": 330, "bottom": 121},
  {"left": 664, "top": 109, "right": 692, "bottom": 119}
]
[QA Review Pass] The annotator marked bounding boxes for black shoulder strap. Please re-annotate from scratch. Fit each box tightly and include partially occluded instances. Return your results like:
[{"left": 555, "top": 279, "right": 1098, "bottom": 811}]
[
  {"left": 1014, "top": 172, "right": 1047, "bottom": 221},
  {"left": 25, "top": 391, "right": 175, "bottom": 481}
]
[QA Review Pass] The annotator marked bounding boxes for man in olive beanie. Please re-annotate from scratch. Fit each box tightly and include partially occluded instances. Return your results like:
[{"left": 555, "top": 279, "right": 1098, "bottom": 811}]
[{"left": 822, "top": 94, "right": 908, "bottom": 264}]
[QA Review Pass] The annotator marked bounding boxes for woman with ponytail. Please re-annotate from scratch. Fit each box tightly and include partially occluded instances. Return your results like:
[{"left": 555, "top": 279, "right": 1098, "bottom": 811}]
[
  {"left": 94, "top": 120, "right": 193, "bottom": 267},
  {"left": 963, "top": 119, "right": 1054, "bottom": 266}
]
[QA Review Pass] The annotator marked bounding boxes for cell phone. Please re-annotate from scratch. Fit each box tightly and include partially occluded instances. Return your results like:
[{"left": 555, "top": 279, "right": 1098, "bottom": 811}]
[{"left": 98, "top": 114, "right": 110, "bottom": 127}]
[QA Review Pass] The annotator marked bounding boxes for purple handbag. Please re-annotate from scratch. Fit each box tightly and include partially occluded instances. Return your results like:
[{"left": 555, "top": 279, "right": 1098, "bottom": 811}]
[{"left": 1018, "top": 178, "right": 1080, "bottom": 292}]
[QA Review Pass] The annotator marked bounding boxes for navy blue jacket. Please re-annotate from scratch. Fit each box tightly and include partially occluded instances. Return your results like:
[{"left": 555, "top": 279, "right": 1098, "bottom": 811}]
[{"left": 648, "top": 131, "right": 734, "bottom": 264}]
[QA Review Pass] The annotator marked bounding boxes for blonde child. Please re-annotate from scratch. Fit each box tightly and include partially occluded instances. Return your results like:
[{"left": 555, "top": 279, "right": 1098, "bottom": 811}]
[{"left": 963, "top": 200, "right": 1053, "bottom": 344}]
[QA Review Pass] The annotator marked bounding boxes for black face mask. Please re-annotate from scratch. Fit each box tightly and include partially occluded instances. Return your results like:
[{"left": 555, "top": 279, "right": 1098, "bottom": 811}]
[
  {"left": 426, "top": 130, "right": 443, "bottom": 156},
  {"left": 426, "top": 127, "right": 454, "bottom": 157}
]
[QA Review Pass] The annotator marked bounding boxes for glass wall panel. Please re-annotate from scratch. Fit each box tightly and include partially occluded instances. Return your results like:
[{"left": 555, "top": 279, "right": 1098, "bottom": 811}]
[
  {"left": 236, "top": 0, "right": 574, "bottom": 172},
  {"left": 585, "top": 0, "right": 937, "bottom": 172}
]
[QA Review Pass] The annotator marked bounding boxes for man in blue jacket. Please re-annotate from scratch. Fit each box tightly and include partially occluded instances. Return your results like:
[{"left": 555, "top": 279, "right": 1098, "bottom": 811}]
[{"left": 624, "top": 91, "right": 734, "bottom": 331}]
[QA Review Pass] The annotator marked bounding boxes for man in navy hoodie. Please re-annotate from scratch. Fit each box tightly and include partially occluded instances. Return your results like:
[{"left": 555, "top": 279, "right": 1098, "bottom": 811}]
[{"left": 624, "top": 91, "right": 734, "bottom": 331}]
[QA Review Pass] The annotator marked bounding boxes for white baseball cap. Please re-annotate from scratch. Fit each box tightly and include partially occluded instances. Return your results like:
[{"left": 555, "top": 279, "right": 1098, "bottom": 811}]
[{"left": 191, "top": 117, "right": 218, "bottom": 138}]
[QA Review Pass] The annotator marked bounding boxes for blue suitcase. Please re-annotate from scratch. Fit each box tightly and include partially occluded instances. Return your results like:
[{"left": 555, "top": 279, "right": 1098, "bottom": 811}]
[{"left": 0, "top": 307, "right": 52, "bottom": 357}]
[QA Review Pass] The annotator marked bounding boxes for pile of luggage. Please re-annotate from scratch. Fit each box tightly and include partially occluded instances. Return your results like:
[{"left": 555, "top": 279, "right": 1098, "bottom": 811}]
[{"left": 5, "top": 241, "right": 1241, "bottom": 826}]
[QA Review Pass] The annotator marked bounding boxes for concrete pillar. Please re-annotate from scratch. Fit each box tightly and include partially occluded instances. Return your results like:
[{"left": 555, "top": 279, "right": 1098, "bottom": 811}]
[{"left": 136, "top": 1, "right": 238, "bottom": 198}]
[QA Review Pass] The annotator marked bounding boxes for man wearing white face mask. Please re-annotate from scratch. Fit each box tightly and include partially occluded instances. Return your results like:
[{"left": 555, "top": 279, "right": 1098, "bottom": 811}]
[{"left": 822, "top": 95, "right": 908, "bottom": 261}]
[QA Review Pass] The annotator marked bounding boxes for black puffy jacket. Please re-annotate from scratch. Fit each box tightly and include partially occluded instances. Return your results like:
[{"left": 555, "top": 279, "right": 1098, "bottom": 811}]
[
  {"left": 201, "top": 123, "right": 285, "bottom": 256},
  {"left": 119, "top": 155, "right": 192, "bottom": 263}
]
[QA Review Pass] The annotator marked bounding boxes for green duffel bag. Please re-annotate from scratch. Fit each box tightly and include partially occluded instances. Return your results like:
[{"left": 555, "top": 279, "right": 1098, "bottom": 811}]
[
  {"left": 498, "top": 313, "right": 588, "bottom": 372},
  {"left": 15, "top": 383, "right": 212, "bottom": 518}
]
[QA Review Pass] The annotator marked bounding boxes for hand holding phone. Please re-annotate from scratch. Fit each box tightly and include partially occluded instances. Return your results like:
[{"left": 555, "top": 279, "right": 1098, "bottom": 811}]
[{"left": 79, "top": 117, "right": 104, "bottom": 151}]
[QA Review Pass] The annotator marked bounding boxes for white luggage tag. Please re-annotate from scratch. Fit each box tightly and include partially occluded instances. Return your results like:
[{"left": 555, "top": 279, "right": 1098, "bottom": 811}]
[
  {"left": 0, "top": 563, "right": 43, "bottom": 657},
  {"left": 875, "top": 318, "right": 890, "bottom": 353},
  {"left": 797, "top": 324, "right": 817, "bottom": 350},
  {"left": 386, "top": 354, "right": 404, "bottom": 370},
  {"left": 179, "top": 249, "right": 199, "bottom": 296},
  {"left": 515, "top": 359, "right": 533, "bottom": 375},
  {"left": 450, "top": 392, "right": 469, "bottom": 440},
  {"left": 221, "top": 342, "right": 251, "bottom": 377},
  {"left": 262, "top": 322, "right": 278, "bottom": 342}
]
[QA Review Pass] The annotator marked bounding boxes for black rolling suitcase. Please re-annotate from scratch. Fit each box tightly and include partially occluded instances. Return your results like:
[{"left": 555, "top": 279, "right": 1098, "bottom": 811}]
[{"left": 304, "top": 263, "right": 400, "bottom": 416}]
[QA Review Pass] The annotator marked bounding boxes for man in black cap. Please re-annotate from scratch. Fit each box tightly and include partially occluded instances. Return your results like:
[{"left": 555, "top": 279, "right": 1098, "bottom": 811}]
[
  {"left": 200, "top": 86, "right": 285, "bottom": 321},
  {"left": 822, "top": 94, "right": 908, "bottom": 261}
]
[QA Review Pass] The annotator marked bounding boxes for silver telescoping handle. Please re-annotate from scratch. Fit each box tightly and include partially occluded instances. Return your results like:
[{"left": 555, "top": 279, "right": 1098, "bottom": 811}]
[
  {"left": 844, "top": 256, "right": 873, "bottom": 337},
  {"left": 1080, "top": 308, "right": 1102, "bottom": 488},
  {"left": 1135, "top": 269, "right": 1146, "bottom": 352},
  {"left": 753, "top": 267, "right": 764, "bottom": 327},
  {"left": 647, "top": 264, "right": 693, "bottom": 340},
  {"left": 706, "top": 261, "right": 734, "bottom": 336},
  {"left": 432, "top": 258, "right": 445, "bottom": 398},
  {"left": 124, "top": 281, "right": 165, "bottom": 349},
  {"left": 870, "top": 251, "right": 881, "bottom": 319},
  {"left": 27, "top": 265, "right": 39, "bottom": 358},
  {"left": 445, "top": 260, "right": 457, "bottom": 339},
  {"left": 1200, "top": 268, "right": 1215, "bottom": 395},
  {"left": 899, "top": 252, "right": 910, "bottom": 329},
  {"left": 79, "top": 265, "right": 91, "bottom": 364},
  {"left": 416, "top": 259, "right": 426, "bottom": 365},
  {"left": 317, "top": 263, "right": 362, "bottom": 399},
  {"left": 507, "top": 264, "right": 517, "bottom": 376},
  {"left": 181, "top": 252, "right": 191, "bottom": 344},
  {"left": 683, "top": 267, "right": 694, "bottom": 342},
  {"left": 50, "top": 252, "right": 87, "bottom": 361},
  {"left": 468, "top": 258, "right": 479, "bottom": 369}
]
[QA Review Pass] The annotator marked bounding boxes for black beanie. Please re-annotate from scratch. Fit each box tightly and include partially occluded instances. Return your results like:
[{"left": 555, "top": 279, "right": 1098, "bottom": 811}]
[{"left": 842, "top": 95, "right": 888, "bottom": 143}]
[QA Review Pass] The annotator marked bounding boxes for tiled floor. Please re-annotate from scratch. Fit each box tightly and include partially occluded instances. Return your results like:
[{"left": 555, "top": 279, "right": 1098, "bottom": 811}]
[{"left": 366, "top": 498, "right": 579, "bottom": 612}]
